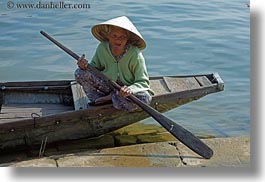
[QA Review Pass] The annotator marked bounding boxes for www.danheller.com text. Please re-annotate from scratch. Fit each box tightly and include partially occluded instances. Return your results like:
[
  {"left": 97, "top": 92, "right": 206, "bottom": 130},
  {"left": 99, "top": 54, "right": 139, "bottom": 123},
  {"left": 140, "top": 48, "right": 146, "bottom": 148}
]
[{"left": 6, "top": 1, "right": 91, "bottom": 9}]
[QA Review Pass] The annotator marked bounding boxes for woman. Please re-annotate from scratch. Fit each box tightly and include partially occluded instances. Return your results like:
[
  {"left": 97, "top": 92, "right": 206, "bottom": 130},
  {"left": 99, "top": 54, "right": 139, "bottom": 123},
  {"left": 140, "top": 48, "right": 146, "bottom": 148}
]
[{"left": 75, "top": 16, "right": 152, "bottom": 112}]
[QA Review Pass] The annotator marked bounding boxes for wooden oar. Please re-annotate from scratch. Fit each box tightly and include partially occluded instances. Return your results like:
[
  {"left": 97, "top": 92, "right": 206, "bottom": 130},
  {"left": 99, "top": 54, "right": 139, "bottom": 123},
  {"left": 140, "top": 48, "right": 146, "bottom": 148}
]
[{"left": 40, "top": 30, "right": 213, "bottom": 159}]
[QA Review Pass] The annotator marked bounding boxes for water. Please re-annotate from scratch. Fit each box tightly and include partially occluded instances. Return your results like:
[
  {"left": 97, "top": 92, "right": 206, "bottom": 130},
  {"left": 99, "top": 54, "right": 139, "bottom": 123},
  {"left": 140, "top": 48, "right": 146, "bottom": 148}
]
[{"left": 0, "top": 0, "right": 250, "bottom": 137}]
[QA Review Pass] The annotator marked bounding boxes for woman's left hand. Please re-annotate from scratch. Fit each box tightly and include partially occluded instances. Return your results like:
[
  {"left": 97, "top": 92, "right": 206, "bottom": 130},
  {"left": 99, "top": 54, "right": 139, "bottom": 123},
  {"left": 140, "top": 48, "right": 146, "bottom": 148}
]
[{"left": 119, "top": 86, "right": 132, "bottom": 97}]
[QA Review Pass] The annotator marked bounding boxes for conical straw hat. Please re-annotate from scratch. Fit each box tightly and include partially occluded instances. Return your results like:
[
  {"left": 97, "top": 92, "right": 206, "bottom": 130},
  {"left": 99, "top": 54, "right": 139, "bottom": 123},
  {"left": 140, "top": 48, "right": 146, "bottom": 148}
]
[{"left": 91, "top": 16, "right": 146, "bottom": 50}]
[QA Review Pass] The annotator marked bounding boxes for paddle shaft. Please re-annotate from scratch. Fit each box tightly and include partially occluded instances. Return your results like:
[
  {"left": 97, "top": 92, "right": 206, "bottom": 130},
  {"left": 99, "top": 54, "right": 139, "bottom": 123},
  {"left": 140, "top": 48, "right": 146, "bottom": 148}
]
[{"left": 40, "top": 30, "right": 213, "bottom": 159}]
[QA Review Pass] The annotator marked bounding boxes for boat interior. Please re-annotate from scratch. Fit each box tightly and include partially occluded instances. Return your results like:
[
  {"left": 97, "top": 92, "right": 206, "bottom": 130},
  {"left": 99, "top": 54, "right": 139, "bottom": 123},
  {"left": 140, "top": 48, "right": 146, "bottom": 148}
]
[{"left": 0, "top": 74, "right": 222, "bottom": 123}]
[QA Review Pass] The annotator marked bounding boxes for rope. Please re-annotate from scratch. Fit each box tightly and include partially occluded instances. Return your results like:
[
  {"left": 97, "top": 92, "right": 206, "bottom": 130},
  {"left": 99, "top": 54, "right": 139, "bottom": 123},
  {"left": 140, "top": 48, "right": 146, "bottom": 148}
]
[
  {"left": 39, "top": 136, "right": 48, "bottom": 158},
  {"left": 31, "top": 113, "right": 40, "bottom": 128}
]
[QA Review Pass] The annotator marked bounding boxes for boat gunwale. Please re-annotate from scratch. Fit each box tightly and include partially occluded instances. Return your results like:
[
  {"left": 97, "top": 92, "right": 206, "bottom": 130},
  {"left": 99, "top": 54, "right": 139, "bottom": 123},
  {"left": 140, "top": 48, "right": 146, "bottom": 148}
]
[
  {"left": 0, "top": 84, "right": 220, "bottom": 132},
  {"left": 0, "top": 73, "right": 223, "bottom": 132},
  {"left": 0, "top": 73, "right": 216, "bottom": 88}
]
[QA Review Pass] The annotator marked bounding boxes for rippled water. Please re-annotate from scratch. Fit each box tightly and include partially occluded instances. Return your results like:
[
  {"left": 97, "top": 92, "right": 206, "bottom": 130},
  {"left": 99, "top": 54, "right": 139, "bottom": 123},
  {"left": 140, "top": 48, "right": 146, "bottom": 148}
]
[{"left": 0, "top": 0, "right": 250, "bottom": 137}]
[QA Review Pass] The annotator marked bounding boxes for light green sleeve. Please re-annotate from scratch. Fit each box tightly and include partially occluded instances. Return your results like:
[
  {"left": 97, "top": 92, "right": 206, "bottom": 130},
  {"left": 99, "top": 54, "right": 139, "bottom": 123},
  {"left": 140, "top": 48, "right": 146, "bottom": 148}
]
[
  {"left": 128, "top": 52, "right": 151, "bottom": 94},
  {"left": 90, "top": 43, "right": 104, "bottom": 71}
]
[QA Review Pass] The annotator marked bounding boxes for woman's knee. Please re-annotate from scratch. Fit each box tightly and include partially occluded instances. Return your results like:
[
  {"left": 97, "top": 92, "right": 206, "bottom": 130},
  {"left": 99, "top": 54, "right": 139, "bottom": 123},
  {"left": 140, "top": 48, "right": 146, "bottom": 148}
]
[
  {"left": 74, "top": 68, "right": 92, "bottom": 85},
  {"left": 75, "top": 68, "right": 85, "bottom": 79},
  {"left": 134, "top": 91, "right": 152, "bottom": 104}
]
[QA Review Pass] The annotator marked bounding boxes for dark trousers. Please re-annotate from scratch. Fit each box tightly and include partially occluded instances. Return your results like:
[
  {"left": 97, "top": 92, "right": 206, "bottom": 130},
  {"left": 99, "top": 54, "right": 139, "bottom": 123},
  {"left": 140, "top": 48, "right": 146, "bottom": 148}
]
[{"left": 75, "top": 68, "right": 152, "bottom": 112}]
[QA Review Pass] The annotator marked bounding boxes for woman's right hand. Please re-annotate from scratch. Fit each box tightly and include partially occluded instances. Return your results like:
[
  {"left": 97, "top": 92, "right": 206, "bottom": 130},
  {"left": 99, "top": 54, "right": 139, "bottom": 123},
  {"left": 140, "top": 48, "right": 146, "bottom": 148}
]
[{"left": 77, "top": 54, "right": 88, "bottom": 70}]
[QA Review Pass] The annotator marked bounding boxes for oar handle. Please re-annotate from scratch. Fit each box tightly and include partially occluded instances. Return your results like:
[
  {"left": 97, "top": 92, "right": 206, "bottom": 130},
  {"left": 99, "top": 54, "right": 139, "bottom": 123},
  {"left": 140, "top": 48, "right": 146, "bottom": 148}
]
[
  {"left": 40, "top": 31, "right": 80, "bottom": 60},
  {"left": 40, "top": 31, "right": 122, "bottom": 91}
]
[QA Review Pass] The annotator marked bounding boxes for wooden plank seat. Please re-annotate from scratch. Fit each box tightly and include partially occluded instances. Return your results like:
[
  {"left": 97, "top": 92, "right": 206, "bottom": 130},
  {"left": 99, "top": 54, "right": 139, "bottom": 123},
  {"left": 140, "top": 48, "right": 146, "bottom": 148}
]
[
  {"left": 70, "top": 81, "right": 90, "bottom": 110},
  {"left": 0, "top": 104, "right": 73, "bottom": 122}
]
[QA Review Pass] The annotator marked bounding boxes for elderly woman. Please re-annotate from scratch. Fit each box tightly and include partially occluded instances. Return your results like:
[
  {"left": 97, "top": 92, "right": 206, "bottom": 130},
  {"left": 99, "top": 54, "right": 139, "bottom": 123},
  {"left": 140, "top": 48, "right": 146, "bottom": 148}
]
[{"left": 75, "top": 16, "right": 152, "bottom": 112}]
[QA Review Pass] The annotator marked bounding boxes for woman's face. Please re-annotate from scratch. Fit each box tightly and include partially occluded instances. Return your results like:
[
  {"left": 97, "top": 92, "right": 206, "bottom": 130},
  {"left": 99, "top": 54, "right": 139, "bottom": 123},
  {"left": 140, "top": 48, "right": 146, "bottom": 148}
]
[{"left": 108, "top": 27, "right": 128, "bottom": 51}]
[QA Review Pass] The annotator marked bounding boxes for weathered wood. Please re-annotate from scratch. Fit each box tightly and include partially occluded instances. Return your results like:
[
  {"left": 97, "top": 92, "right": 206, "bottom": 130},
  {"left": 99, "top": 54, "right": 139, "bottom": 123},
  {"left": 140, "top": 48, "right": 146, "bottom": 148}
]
[
  {"left": 195, "top": 76, "right": 212, "bottom": 87},
  {"left": 152, "top": 85, "right": 218, "bottom": 104},
  {"left": 0, "top": 104, "right": 73, "bottom": 122},
  {"left": 149, "top": 79, "right": 170, "bottom": 95},
  {"left": 0, "top": 92, "right": 3, "bottom": 113},
  {"left": 3, "top": 92, "right": 65, "bottom": 104},
  {"left": 0, "top": 85, "right": 70, "bottom": 91},
  {"left": 71, "top": 81, "right": 90, "bottom": 110},
  {"left": 0, "top": 80, "right": 71, "bottom": 87},
  {"left": 0, "top": 72, "right": 224, "bottom": 154},
  {"left": 163, "top": 76, "right": 201, "bottom": 92}
]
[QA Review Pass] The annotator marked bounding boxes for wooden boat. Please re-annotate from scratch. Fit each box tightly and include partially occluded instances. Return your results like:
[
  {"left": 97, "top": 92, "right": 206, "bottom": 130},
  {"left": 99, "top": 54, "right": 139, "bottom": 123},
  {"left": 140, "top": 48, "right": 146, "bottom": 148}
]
[{"left": 0, "top": 73, "right": 224, "bottom": 151}]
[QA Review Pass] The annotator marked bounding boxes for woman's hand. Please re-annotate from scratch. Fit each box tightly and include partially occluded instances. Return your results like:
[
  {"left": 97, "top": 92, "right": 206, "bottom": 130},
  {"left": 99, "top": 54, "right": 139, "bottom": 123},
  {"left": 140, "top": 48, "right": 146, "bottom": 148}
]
[
  {"left": 77, "top": 54, "right": 88, "bottom": 70},
  {"left": 119, "top": 86, "right": 132, "bottom": 97}
]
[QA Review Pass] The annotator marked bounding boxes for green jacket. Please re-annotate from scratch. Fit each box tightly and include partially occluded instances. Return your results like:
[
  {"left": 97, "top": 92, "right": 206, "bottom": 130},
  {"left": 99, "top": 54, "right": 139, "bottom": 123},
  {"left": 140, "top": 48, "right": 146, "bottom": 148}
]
[{"left": 90, "top": 41, "right": 152, "bottom": 94}]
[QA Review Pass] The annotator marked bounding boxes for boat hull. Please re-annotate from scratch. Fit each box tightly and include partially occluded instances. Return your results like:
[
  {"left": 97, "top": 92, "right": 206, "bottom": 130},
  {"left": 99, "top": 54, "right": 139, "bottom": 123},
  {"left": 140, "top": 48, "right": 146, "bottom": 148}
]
[{"left": 0, "top": 73, "right": 224, "bottom": 150}]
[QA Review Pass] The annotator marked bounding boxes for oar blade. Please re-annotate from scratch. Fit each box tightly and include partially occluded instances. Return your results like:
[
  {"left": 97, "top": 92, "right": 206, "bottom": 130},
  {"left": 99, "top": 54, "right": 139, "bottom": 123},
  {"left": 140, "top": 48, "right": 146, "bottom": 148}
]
[
  {"left": 163, "top": 117, "right": 213, "bottom": 159},
  {"left": 129, "top": 95, "right": 213, "bottom": 159}
]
